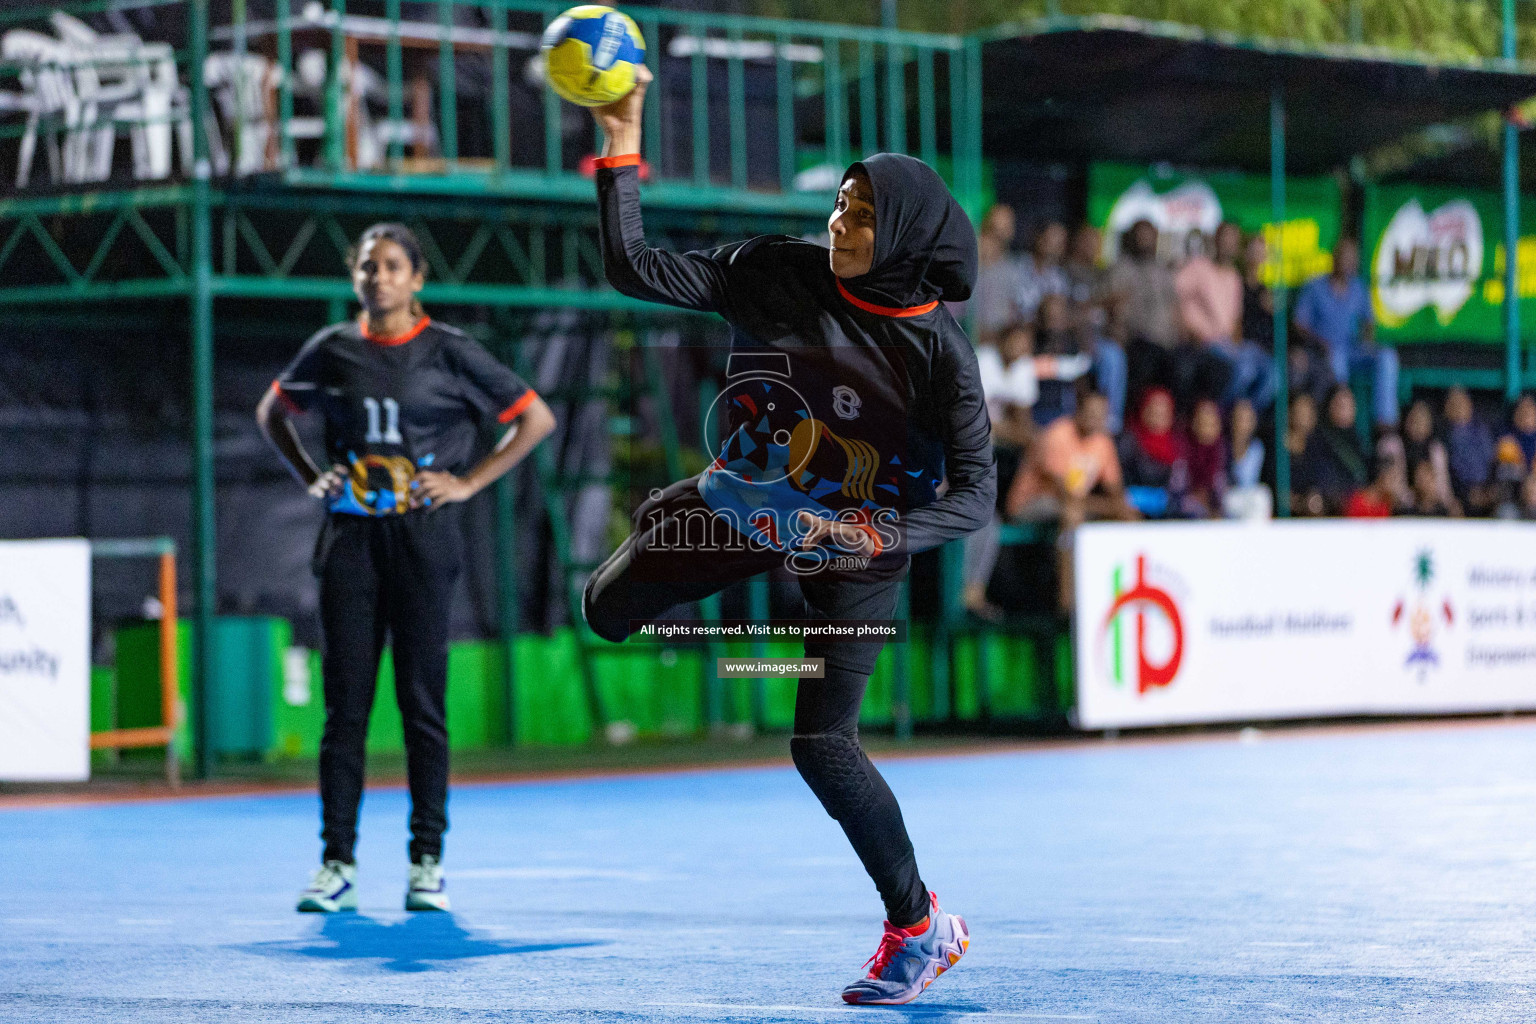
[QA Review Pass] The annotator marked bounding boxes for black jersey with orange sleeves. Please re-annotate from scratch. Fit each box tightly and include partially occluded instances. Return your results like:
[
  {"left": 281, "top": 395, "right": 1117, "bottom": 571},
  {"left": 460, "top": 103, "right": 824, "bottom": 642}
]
[
  {"left": 272, "top": 317, "right": 536, "bottom": 516},
  {"left": 594, "top": 152, "right": 994, "bottom": 558}
]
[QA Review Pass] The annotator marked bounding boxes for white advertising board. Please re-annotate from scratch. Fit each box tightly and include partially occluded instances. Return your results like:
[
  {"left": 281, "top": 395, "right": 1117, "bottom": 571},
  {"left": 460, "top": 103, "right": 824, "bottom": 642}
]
[
  {"left": 0, "top": 539, "right": 91, "bottom": 780},
  {"left": 1073, "top": 520, "right": 1536, "bottom": 729}
]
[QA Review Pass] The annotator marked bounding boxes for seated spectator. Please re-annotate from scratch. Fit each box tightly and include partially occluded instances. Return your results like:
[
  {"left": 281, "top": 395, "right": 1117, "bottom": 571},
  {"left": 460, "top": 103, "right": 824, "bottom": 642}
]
[
  {"left": 1243, "top": 232, "right": 1326, "bottom": 408},
  {"left": 1222, "top": 398, "right": 1272, "bottom": 519},
  {"left": 1292, "top": 237, "right": 1400, "bottom": 427},
  {"left": 1005, "top": 388, "right": 1138, "bottom": 611},
  {"left": 968, "top": 203, "right": 1024, "bottom": 347},
  {"left": 1285, "top": 392, "right": 1329, "bottom": 517},
  {"left": 1065, "top": 223, "right": 1106, "bottom": 336},
  {"left": 1513, "top": 469, "right": 1536, "bottom": 520},
  {"left": 1345, "top": 455, "right": 1404, "bottom": 518},
  {"left": 1032, "top": 294, "right": 1094, "bottom": 423},
  {"left": 1312, "top": 384, "right": 1371, "bottom": 513},
  {"left": 1444, "top": 386, "right": 1496, "bottom": 514},
  {"left": 1408, "top": 460, "right": 1458, "bottom": 517},
  {"left": 1386, "top": 398, "right": 1457, "bottom": 514},
  {"left": 1170, "top": 397, "right": 1225, "bottom": 518},
  {"left": 1118, "top": 387, "right": 1178, "bottom": 491},
  {"left": 974, "top": 321, "right": 1045, "bottom": 450},
  {"left": 1495, "top": 392, "right": 1536, "bottom": 515},
  {"left": 1107, "top": 219, "right": 1181, "bottom": 407},
  {"left": 1175, "top": 223, "right": 1273, "bottom": 411},
  {"left": 1016, "top": 220, "right": 1069, "bottom": 324}
]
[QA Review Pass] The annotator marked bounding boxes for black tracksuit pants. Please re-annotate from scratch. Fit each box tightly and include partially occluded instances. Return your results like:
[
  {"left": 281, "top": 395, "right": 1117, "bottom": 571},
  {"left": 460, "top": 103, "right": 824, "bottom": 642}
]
[
  {"left": 583, "top": 477, "right": 930, "bottom": 927},
  {"left": 315, "top": 510, "right": 462, "bottom": 865}
]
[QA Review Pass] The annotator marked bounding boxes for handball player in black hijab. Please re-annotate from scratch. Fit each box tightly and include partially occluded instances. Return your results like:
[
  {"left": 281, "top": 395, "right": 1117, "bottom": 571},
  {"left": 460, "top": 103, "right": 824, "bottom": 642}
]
[{"left": 584, "top": 66, "right": 992, "bottom": 1005}]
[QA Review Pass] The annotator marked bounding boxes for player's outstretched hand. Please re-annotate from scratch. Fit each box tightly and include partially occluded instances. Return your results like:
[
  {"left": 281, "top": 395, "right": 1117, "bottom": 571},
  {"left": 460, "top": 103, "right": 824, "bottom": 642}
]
[
  {"left": 411, "top": 469, "right": 476, "bottom": 509},
  {"left": 308, "top": 464, "right": 349, "bottom": 501},
  {"left": 795, "top": 511, "right": 877, "bottom": 558},
  {"left": 591, "top": 64, "right": 652, "bottom": 154}
]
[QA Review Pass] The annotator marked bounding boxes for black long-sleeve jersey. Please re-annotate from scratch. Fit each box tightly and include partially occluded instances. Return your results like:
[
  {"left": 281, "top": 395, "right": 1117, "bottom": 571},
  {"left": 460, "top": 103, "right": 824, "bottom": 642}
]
[{"left": 595, "top": 156, "right": 994, "bottom": 558}]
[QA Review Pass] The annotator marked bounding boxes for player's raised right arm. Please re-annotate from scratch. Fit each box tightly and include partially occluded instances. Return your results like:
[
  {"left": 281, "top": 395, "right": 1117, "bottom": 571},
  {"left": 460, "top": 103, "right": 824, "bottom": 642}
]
[{"left": 590, "top": 67, "right": 732, "bottom": 315}]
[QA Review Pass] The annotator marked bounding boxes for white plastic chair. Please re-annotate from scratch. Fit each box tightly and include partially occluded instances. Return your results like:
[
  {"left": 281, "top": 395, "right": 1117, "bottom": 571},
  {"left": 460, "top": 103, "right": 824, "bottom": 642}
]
[
  {"left": 205, "top": 51, "right": 278, "bottom": 174},
  {"left": 1, "top": 29, "right": 81, "bottom": 186}
]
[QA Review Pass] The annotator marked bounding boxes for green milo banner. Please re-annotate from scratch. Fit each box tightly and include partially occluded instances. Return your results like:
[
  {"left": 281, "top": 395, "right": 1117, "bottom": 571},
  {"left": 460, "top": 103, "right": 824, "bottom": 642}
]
[
  {"left": 1087, "top": 162, "right": 1341, "bottom": 288},
  {"left": 1361, "top": 182, "right": 1536, "bottom": 344}
]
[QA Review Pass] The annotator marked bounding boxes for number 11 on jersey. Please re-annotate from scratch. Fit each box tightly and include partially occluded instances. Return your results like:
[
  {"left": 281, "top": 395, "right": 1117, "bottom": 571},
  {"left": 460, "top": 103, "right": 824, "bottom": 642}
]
[{"left": 362, "top": 397, "right": 402, "bottom": 444}]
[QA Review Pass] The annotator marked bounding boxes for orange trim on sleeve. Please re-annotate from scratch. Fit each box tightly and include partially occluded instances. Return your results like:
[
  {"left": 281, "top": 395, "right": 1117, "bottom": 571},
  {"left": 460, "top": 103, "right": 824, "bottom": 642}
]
[
  {"left": 852, "top": 522, "right": 884, "bottom": 557},
  {"left": 834, "top": 278, "right": 939, "bottom": 318},
  {"left": 593, "top": 153, "right": 641, "bottom": 170},
  {"left": 269, "top": 380, "right": 301, "bottom": 416},
  {"left": 360, "top": 314, "right": 431, "bottom": 346},
  {"left": 497, "top": 390, "right": 540, "bottom": 424}
]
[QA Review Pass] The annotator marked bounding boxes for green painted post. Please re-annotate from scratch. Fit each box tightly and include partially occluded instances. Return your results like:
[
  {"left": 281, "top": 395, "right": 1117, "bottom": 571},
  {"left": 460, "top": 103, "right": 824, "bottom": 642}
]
[
  {"left": 825, "top": 38, "right": 844, "bottom": 171},
  {"left": 885, "top": 42, "right": 906, "bottom": 156},
  {"left": 490, "top": 1, "right": 510, "bottom": 172},
  {"left": 1271, "top": 85, "right": 1291, "bottom": 515},
  {"left": 893, "top": 580, "right": 911, "bottom": 741},
  {"left": 326, "top": 0, "right": 346, "bottom": 171},
  {"left": 277, "top": 0, "right": 295, "bottom": 167},
  {"left": 231, "top": 0, "right": 247, "bottom": 171},
  {"left": 858, "top": 40, "right": 876, "bottom": 155},
  {"left": 643, "top": 15, "right": 661, "bottom": 172},
  {"left": 438, "top": 0, "right": 457, "bottom": 165},
  {"left": 1505, "top": 0, "right": 1521, "bottom": 402},
  {"left": 728, "top": 27, "right": 747, "bottom": 190},
  {"left": 495, "top": 328, "right": 524, "bottom": 746},
  {"left": 947, "top": 44, "right": 963, "bottom": 191},
  {"left": 917, "top": 45, "right": 935, "bottom": 167},
  {"left": 542, "top": 11, "right": 561, "bottom": 174},
  {"left": 776, "top": 31, "right": 794, "bottom": 190},
  {"left": 386, "top": 0, "right": 404, "bottom": 165},
  {"left": 692, "top": 44, "right": 709, "bottom": 186},
  {"left": 966, "top": 37, "right": 982, "bottom": 215},
  {"left": 1348, "top": 0, "right": 1363, "bottom": 43},
  {"left": 189, "top": 0, "right": 216, "bottom": 779}
]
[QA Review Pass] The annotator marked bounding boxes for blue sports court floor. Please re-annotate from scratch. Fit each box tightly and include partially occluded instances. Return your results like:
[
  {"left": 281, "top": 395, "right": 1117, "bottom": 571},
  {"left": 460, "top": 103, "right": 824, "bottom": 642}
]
[{"left": 4, "top": 719, "right": 1536, "bottom": 1023}]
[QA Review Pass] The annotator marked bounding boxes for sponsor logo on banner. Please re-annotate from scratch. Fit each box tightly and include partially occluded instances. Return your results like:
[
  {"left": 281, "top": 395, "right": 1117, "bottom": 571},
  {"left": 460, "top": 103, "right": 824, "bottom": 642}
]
[
  {"left": 1372, "top": 198, "right": 1483, "bottom": 328},
  {"left": 1097, "top": 554, "right": 1185, "bottom": 695},
  {"left": 1390, "top": 549, "right": 1455, "bottom": 681},
  {"left": 1101, "top": 179, "right": 1222, "bottom": 263}
]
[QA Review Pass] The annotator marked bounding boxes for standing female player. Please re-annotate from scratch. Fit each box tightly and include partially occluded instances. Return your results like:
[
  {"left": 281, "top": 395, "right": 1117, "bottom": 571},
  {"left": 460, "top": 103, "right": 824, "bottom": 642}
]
[
  {"left": 256, "top": 223, "right": 555, "bottom": 913},
  {"left": 582, "top": 69, "right": 993, "bottom": 1005}
]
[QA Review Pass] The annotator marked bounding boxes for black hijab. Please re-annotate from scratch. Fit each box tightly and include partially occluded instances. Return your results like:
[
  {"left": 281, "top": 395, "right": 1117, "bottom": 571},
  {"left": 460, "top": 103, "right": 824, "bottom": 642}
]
[{"left": 841, "top": 153, "right": 978, "bottom": 309}]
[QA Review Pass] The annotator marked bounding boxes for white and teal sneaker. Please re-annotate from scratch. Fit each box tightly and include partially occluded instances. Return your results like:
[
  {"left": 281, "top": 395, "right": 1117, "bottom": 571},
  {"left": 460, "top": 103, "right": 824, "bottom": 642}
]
[
  {"left": 405, "top": 855, "right": 450, "bottom": 912},
  {"left": 841, "top": 893, "right": 969, "bottom": 1005},
  {"left": 296, "top": 860, "right": 357, "bottom": 913}
]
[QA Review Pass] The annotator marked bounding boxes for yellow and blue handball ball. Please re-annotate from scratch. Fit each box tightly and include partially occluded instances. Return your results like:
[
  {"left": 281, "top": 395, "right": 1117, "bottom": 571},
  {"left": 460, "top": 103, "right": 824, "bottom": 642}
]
[{"left": 540, "top": 5, "right": 647, "bottom": 108}]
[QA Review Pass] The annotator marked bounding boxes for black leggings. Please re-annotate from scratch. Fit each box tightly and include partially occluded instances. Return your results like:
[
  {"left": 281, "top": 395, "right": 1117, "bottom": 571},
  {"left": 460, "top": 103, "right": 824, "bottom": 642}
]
[
  {"left": 315, "top": 510, "right": 462, "bottom": 865},
  {"left": 583, "top": 478, "right": 930, "bottom": 926}
]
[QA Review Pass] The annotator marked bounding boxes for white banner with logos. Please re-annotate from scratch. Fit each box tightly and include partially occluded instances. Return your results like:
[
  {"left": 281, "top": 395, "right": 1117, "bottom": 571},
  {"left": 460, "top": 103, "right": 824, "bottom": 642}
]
[
  {"left": 0, "top": 539, "right": 91, "bottom": 780},
  {"left": 1073, "top": 520, "right": 1536, "bottom": 729}
]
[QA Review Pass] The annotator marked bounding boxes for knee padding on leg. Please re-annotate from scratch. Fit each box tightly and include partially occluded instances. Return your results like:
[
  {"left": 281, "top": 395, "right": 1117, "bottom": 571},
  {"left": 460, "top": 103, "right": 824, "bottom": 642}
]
[
  {"left": 582, "top": 539, "right": 634, "bottom": 644},
  {"left": 791, "top": 731, "right": 876, "bottom": 822}
]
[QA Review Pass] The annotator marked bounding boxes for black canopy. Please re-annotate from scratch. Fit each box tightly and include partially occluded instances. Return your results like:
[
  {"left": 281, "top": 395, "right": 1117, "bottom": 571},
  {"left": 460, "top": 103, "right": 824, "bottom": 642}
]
[{"left": 981, "top": 18, "right": 1536, "bottom": 174}]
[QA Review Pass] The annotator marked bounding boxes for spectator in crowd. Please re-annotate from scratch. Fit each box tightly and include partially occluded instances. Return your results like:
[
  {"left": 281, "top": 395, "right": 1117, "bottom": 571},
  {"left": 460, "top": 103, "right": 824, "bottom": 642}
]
[
  {"left": 974, "top": 321, "right": 1050, "bottom": 450},
  {"left": 1118, "top": 387, "right": 1178, "bottom": 492},
  {"left": 1292, "top": 237, "right": 1400, "bottom": 428},
  {"left": 1312, "top": 384, "right": 1371, "bottom": 513},
  {"left": 1409, "top": 460, "right": 1458, "bottom": 517},
  {"left": 1222, "top": 398, "right": 1271, "bottom": 518},
  {"left": 1285, "top": 392, "right": 1329, "bottom": 517},
  {"left": 969, "top": 203, "right": 1023, "bottom": 347},
  {"left": 1016, "top": 220, "right": 1069, "bottom": 324},
  {"left": 1212, "top": 222, "right": 1275, "bottom": 409},
  {"left": 1107, "top": 219, "right": 1181, "bottom": 406},
  {"left": 1172, "top": 227, "right": 1239, "bottom": 409},
  {"left": 1344, "top": 455, "right": 1398, "bottom": 517},
  {"left": 1171, "top": 397, "right": 1226, "bottom": 518},
  {"left": 1444, "top": 386, "right": 1497, "bottom": 514},
  {"left": 1495, "top": 392, "right": 1536, "bottom": 515},
  {"left": 1382, "top": 398, "right": 1456, "bottom": 514},
  {"left": 1005, "top": 387, "right": 1138, "bottom": 610},
  {"left": 1033, "top": 293, "right": 1085, "bottom": 422},
  {"left": 1065, "top": 223, "right": 1106, "bottom": 336},
  {"left": 1061, "top": 225, "right": 1128, "bottom": 433},
  {"left": 1242, "top": 232, "right": 1326, "bottom": 407},
  {"left": 1513, "top": 468, "right": 1536, "bottom": 520}
]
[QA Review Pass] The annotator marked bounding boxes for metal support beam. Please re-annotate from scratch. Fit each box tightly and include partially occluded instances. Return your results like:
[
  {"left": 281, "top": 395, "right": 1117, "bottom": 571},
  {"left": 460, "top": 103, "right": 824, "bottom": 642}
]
[
  {"left": 1271, "top": 84, "right": 1290, "bottom": 517},
  {"left": 189, "top": 0, "right": 217, "bottom": 778},
  {"left": 1505, "top": 0, "right": 1521, "bottom": 403}
]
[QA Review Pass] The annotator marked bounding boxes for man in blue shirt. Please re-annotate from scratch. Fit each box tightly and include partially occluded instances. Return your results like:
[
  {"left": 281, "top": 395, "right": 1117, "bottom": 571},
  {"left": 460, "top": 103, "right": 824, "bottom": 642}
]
[{"left": 1292, "top": 236, "right": 1399, "bottom": 427}]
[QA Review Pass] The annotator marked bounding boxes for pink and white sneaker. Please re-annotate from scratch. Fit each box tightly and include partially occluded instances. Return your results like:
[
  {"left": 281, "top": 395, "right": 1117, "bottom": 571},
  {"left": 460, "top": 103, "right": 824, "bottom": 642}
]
[{"left": 841, "top": 892, "right": 969, "bottom": 1005}]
